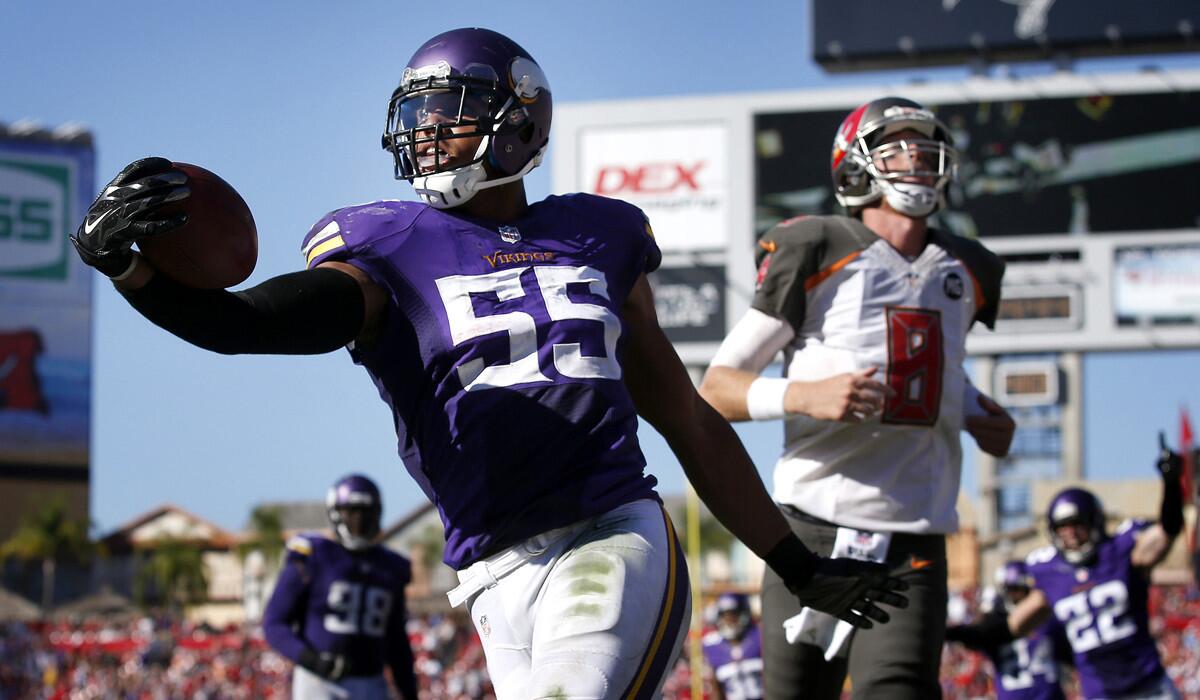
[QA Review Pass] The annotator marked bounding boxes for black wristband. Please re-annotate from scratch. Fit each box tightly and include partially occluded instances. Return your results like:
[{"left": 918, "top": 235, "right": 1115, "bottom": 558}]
[
  {"left": 763, "top": 533, "right": 821, "bottom": 588},
  {"left": 121, "top": 267, "right": 367, "bottom": 355}
]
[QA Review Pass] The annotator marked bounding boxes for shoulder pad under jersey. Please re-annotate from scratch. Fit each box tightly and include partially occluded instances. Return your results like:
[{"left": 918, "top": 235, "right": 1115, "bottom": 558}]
[
  {"left": 1025, "top": 545, "right": 1058, "bottom": 568},
  {"left": 751, "top": 215, "right": 876, "bottom": 333},
  {"left": 928, "top": 229, "right": 1006, "bottom": 329},
  {"left": 701, "top": 629, "right": 724, "bottom": 647},
  {"left": 558, "top": 193, "right": 661, "bottom": 273},
  {"left": 301, "top": 200, "right": 427, "bottom": 270},
  {"left": 285, "top": 534, "right": 316, "bottom": 558}
]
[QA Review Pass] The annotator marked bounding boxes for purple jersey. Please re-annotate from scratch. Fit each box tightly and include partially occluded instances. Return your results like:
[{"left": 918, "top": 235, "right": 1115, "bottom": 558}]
[
  {"left": 988, "top": 621, "right": 1065, "bottom": 700},
  {"left": 701, "top": 626, "right": 764, "bottom": 700},
  {"left": 262, "top": 534, "right": 414, "bottom": 684},
  {"left": 301, "top": 195, "right": 662, "bottom": 569},
  {"left": 1026, "top": 519, "right": 1165, "bottom": 698}
]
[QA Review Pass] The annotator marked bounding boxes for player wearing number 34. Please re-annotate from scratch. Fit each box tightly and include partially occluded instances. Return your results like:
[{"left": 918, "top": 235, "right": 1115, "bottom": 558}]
[
  {"left": 262, "top": 475, "right": 417, "bottom": 699},
  {"left": 70, "top": 27, "right": 907, "bottom": 699},
  {"left": 700, "top": 96, "right": 1015, "bottom": 699}
]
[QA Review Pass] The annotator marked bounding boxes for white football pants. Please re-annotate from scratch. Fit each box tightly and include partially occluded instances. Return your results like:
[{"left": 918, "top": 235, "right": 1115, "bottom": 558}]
[{"left": 454, "top": 498, "right": 691, "bottom": 700}]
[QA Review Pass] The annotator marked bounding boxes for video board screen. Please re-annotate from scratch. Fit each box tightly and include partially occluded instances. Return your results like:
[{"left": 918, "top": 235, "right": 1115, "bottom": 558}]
[{"left": 755, "top": 90, "right": 1200, "bottom": 239}]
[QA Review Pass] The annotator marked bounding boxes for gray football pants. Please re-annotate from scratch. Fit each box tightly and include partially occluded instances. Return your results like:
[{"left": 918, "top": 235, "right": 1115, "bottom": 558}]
[{"left": 761, "top": 507, "right": 948, "bottom": 700}]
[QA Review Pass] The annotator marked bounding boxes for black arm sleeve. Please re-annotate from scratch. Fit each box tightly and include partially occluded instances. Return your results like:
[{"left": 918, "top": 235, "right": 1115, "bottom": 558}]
[
  {"left": 944, "top": 611, "right": 1013, "bottom": 651},
  {"left": 119, "top": 266, "right": 367, "bottom": 355},
  {"left": 1160, "top": 467, "right": 1184, "bottom": 537}
]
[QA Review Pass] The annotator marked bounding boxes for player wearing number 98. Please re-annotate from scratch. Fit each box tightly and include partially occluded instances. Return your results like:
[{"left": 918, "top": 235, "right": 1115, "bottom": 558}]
[
  {"left": 73, "top": 27, "right": 907, "bottom": 699},
  {"left": 1007, "top": 435, "right": 1185, "bottom": 700},
  {"left": 262, "top": 474, "right": 417, "bottom": 700},
  {"left": 699, "top": 96, "right": 1014, "bottom": 699}
]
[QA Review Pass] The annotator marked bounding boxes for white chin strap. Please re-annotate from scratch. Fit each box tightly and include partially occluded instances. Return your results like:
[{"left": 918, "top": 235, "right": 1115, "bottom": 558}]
[
  {"left": 411, "top": 137, "right": 546, "bottom": 210},
  {"left": 336, "top": 524, "right": 372, "bottom": 551},
  {"left": 1062, "top": 543, "right": 1094, "bottom": 564},
  {"left": 879, "top": 180, "right": 940, "bottom": 217}
]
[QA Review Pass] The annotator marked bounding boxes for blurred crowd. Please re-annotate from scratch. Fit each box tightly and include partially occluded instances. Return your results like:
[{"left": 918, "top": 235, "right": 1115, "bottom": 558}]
[
  {"left": 0, "top": 613, "right": 492, "bottom": 700},
  {"left": 3, "top": 586, "right": 1199, "bottom": 700}
]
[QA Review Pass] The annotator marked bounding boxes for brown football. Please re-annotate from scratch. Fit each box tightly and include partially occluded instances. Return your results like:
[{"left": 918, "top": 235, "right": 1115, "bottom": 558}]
[{"left": 137, "top": 162, "right": 257, "bottom": 289}]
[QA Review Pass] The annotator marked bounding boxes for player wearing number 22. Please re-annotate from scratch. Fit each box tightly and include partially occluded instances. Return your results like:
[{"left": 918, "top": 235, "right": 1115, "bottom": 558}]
[
  {"left": 1008, "top": 438, "right": 1186, "bottom": 700},
  {"left": 700, "top": 96, "right": 1015, "bottom": 699},
  {"left": 263, "top": 475, "right": 417, "bottom": 699},
  {"left": 70, "top": 27, "right": 907, "bottom": 700}
]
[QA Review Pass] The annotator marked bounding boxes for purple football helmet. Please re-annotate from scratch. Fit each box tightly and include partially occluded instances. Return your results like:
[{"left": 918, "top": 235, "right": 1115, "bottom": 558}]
[
  {"left": 382, "top": 27, "right": 552, "bottom": 209},
  {"left": 714, "top": 592, "right": 752, "bottom": 641},
  {"left": 994, "top": 560, "right": 1033, "bottom": 608},
  {"left": 326, "top": 474, "right": 383, "bottom": 551},
  {"left": 1047, "top": 487, "right": 1107, "bottom": 564}
]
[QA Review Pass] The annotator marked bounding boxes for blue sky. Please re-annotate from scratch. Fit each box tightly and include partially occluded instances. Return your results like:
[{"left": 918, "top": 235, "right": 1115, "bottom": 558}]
[{"left": 5, "top": 2, "right": 1198, "bottom": 534}]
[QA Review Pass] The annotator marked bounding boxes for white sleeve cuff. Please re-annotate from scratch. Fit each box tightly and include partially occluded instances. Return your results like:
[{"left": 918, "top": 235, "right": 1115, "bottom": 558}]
[{"left": 747, "top": 377, "right": 790, "bottom": 421}]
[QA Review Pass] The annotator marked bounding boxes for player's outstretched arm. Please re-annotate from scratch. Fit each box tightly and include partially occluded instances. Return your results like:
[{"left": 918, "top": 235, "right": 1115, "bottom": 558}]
[
  {"left": 944, "top": 610, "right": 1013, "bottom": 652},
  {"left": 622, "top": 274, "right": 906, "bottom": 628},
  {"left": 699, "top": 309, "right": 891, "bottom": 423},
  {"left": 72, "top": 158, "right": 388, "bottom": 355},
  {"left": 1132, "top": 432, "right": 1184, "bottom": 569},
  {"left": 1006, "top": 587, "right": 1051, "bottom": 638}
]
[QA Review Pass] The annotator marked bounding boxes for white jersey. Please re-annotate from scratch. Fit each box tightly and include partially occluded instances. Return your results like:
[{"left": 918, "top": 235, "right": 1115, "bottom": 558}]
[{"left": 720, "top": 215, "right": 1003, "bottom": 534}]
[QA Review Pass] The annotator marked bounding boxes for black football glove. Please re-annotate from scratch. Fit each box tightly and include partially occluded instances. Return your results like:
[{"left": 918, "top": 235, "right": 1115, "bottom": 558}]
[
  {"left": 1157, "top": 430, "right": 1183, "bottom": 485},
  {"left": 767, "top": 535, "right": 908, "bottom": 629},
  {"left": 70, "top": 157, "right": 190, "bottom": 277},
  {"left": 298, "top": 648, "right": 347, "bottom": 681}
]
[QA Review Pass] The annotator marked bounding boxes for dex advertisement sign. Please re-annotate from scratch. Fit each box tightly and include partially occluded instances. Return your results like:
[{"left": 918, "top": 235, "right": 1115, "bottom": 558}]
[
  {"left": 580, "top": 122, "right": 728, "bottom": 253},
  {"left": 0, "top": 136, "right": 94, "bottom": 470}
]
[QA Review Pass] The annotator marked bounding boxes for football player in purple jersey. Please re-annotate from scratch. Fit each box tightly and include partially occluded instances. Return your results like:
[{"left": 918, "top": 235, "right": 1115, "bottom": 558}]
[
  {"left": 1006, "top": 435, "right": 1185, "bottom": 700},
  {"left": 70, "top": 27, "right": 907, "bottom": 699},
  {"left": 262, "top": 474, "right": 417, "bottom": 700},
  {"left": 944, "top": 561, "right": 1066, "bottom": 700},
  {"left": 702, "top": 593, "right": 765, "bottom": 700}
]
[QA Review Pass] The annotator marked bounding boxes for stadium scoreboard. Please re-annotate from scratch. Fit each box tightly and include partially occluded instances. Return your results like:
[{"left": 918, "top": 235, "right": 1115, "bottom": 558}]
[{"left": 554, "top": 68, "right": 1200, "bottom": 364}]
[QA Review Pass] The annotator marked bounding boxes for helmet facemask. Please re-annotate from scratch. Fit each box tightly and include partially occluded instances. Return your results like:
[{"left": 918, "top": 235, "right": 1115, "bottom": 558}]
[
  {"left": 860, "top": 136, "right": 957, "bottom": 217},
  {"left": 833, "top": 101, "right": 958, "bottom": 218},
  {"left": 382, "top": 53, "right": 549, "bottom": 209},
  {"left": 329, "top": 504, "right": 381, "bottom": 551},
  {"left": 326, "top": 477, "right": 383, "bottom": 551},
  {"left": 1050, "top": 516, "right": 1101, "bottom": 564}
]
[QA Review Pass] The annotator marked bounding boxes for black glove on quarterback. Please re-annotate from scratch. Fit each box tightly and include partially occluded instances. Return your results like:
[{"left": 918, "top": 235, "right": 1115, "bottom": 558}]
[
  {"left": 766, "top": 534, "right": 908, "bottom": 629},
  {"left": 298, "top": 648, "right": 347, "bottom": 681},
  {"left": 70, "top": 157, "right": 190, "bottom": 277}
]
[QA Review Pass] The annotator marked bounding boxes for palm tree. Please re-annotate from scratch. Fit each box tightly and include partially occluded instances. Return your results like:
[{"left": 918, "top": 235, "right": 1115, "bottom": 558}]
[
  {"left": 135, "top": 537, "right": 209, "bottom": 613},
  {"left": 0, "top": 497, "right": 92, "bottom": 612},
  {"left": 238, "top": 506, "right": 285, "bottom": 569}
]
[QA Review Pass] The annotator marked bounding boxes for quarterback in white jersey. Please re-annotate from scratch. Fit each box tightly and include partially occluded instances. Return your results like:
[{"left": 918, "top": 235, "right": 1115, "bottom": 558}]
[
  {"left": 736, "top": 213, "right": 1000, "bottom": 533},
  {"left": 701, "top": 96, "right": 1014, "bottom": 700}
]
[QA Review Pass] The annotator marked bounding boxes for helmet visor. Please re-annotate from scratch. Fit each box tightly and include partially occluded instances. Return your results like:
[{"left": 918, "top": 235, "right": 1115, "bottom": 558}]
[
  {"left": 395, "top": 87, "right": 495, "bottom": 130},
  {"left": 334, "top": 505, "right": 377, "bottom": 539},
  {"left": 384, "top": 84, "right": 498, "bottom": 179}
]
